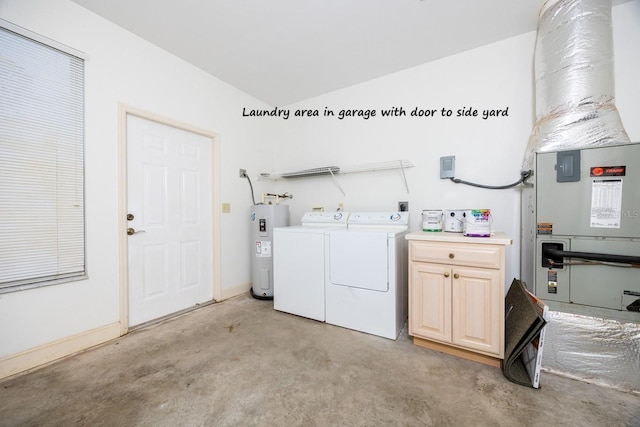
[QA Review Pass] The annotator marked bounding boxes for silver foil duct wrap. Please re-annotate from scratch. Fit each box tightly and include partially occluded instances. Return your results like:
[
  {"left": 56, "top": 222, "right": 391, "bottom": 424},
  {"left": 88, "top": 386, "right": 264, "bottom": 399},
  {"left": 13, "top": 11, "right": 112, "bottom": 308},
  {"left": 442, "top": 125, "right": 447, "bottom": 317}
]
[
  {"left": 522, "top": 0, "right": 630, "bottom": 170},
  {"left": 543, "top": 311, "right": 640, "bottom": 394}
]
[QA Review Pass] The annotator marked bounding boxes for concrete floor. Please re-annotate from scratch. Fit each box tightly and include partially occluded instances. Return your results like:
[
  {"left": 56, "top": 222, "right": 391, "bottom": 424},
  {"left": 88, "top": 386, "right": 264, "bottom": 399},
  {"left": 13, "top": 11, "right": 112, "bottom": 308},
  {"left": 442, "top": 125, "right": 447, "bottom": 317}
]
[{"left": 1, "top": 293, "right": 639, "bottom": 427}]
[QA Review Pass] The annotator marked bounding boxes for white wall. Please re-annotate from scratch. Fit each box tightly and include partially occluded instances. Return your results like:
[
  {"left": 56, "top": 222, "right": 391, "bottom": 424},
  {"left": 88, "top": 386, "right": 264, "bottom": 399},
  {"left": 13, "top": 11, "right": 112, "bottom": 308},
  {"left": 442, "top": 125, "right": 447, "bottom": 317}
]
[
  {"left": 272, "top": 32, "right": 536, "bottom": 284},
  {"left": 273, "top": 0, "right": 640, "bottom": 287},
  {"left": 0, "top": 0, "right": 276, "bottom": 366}
]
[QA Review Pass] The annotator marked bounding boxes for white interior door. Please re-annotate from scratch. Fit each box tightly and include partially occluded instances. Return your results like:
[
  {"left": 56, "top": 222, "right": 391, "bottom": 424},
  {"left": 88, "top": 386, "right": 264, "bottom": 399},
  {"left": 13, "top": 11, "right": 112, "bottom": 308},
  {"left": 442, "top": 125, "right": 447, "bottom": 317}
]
[{"left": 127, "top": 114, "right": 213, "bottom": 326}]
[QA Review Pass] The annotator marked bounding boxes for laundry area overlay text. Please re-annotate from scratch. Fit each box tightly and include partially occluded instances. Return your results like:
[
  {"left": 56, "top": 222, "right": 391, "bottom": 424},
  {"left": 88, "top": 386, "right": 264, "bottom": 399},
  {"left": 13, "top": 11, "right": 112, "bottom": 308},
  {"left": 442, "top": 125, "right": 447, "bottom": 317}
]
[{"left": 242, "top": 106, "right": 510, "bottom": 120}]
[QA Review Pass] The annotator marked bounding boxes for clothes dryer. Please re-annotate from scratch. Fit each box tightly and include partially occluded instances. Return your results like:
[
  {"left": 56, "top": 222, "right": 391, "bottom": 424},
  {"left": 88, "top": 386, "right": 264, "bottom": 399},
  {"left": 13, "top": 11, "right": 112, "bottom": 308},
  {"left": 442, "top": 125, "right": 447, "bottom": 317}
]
[
  {"left": 326, "top": 212, "right": 409, "bottom": 339},
  {"left": 273, "top": 211, "right": 349, "bottom": 321}
]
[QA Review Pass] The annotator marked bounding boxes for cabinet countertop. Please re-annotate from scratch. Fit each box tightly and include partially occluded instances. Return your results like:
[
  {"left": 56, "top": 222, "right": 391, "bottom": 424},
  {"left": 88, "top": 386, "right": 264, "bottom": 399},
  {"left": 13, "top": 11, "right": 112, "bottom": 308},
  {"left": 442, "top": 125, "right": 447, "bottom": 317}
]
[{"left": 405, "top": 231, "right": 512, "bottom": 246}]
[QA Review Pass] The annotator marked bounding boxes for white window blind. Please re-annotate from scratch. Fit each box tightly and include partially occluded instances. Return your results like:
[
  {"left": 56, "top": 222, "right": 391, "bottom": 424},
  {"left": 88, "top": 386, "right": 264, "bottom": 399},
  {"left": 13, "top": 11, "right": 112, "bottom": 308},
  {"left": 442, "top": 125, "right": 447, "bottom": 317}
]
[{"left": 0, "top": 22, "right": 86, "bottom": 292}]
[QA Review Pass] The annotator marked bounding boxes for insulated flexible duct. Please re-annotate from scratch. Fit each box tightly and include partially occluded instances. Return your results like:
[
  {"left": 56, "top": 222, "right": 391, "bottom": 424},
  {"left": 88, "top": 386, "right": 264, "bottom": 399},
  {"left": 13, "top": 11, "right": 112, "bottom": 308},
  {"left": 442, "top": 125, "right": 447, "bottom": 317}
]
[{"left": 522, "top": 0, "right": 630, "bottom": 170}]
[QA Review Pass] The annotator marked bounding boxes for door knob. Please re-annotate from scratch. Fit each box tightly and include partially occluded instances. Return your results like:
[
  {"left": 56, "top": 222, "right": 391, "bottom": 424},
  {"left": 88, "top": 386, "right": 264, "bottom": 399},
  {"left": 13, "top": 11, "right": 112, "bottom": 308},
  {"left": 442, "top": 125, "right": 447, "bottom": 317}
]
[{"left": 127, "top": 227, "right": 146, "bottom": 236}]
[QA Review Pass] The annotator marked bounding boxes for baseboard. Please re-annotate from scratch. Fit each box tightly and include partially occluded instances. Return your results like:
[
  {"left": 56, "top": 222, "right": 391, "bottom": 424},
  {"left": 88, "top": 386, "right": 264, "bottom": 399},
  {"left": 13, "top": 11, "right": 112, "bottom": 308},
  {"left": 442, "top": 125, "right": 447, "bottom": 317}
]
[
  {"left": 0, "top": 322, "right": 121, "bottom": 380},
  {"left": 220, "top": 282, "right": 251, "bottom": 301},
  {"left": 412, "top": 336, "right": 502, "bottom": 368}
]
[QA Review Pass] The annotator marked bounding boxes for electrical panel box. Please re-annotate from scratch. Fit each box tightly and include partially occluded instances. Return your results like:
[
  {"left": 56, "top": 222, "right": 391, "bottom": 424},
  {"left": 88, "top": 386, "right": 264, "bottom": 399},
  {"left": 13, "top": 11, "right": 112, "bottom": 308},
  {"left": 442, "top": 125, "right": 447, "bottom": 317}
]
[
  {"left": 556, "top": 150, "right": 581, "bottom": 182},
  {"left": 440, "top": 156, "right": 455, "bottom": 179}
]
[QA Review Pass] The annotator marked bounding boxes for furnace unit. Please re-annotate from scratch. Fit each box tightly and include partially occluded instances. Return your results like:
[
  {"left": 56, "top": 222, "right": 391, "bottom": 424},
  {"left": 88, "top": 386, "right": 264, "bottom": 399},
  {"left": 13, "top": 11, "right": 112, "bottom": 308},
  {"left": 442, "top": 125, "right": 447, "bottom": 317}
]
[{"left": 521, "top": 142, "right": 640, "bottom": 320}]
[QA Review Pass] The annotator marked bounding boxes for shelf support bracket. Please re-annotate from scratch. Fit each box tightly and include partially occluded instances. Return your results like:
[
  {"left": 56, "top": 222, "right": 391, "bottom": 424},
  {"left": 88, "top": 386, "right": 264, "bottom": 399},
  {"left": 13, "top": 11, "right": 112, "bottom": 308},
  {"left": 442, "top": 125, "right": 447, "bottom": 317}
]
[
  {"left": 399, "top": 160, "right": 410, "bottom": 194},
  {"left": 328, "top": 168, "right": 346, "bottom": 196}
]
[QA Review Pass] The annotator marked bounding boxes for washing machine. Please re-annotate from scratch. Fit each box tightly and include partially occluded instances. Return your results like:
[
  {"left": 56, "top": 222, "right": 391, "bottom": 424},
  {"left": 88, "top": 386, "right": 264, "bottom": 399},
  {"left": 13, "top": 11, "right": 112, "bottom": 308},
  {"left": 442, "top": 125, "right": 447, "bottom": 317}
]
[
  {"left": 325, "top": 212, "right": 409, "bottom": 340},
  {"left": 273, "top": 211, "right": 349, "bottom": 321}
]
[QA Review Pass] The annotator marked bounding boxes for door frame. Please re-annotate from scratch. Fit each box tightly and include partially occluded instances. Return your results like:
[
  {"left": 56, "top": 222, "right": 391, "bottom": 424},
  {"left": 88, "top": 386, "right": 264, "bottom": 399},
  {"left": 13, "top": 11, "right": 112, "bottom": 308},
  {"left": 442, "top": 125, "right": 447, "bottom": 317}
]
[{"left": 117, "top": 104, "right": 221, "bottom": 335}]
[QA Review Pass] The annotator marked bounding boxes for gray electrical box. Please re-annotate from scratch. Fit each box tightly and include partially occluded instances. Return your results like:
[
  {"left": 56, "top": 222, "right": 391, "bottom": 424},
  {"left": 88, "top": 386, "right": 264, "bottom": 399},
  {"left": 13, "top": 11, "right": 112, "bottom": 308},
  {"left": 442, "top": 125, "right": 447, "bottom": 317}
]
[
  {"left": 556, "top": 150, "right": 580, "bottom": 182},
  {"left": 440, "top": 155, "right": 455, "bottom": 179}
]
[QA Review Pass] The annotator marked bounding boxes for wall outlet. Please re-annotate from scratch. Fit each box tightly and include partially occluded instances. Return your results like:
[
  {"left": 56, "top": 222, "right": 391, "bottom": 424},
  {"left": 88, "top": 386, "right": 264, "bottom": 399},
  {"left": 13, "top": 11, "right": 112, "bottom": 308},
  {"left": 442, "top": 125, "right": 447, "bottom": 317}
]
[
  {"left": 239, "top": 168, "right": 247, "bottom": 178},
  {"left": 222, "top": 203, "right": 231, "bottom": 213}
]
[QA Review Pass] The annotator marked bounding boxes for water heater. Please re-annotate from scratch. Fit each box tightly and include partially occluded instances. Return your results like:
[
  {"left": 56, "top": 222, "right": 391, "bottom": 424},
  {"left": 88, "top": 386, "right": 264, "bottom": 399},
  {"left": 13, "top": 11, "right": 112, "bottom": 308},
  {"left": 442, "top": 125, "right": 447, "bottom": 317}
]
[{"left": 250, "top": 204, "right": 290, "bottom": 299}]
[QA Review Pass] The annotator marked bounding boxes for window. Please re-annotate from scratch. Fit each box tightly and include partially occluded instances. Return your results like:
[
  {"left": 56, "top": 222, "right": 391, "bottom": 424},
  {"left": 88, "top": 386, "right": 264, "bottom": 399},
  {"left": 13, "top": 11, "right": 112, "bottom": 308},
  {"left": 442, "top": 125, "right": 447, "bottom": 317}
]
[{"left": 0, "top": 20, "right": 86, "bottom": 293}]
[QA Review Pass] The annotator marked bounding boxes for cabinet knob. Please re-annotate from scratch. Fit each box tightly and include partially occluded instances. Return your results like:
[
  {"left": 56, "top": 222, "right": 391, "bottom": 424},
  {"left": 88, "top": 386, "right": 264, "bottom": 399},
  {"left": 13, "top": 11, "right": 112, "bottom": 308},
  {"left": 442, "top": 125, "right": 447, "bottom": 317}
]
[
  {"left": 453, "top": 273, "right": 460, "bottom": 279},
  {"left": 444, "top": 272, "right": 450, "bottom": 278},
  {"left": 449, "top": 253, "right": 455, "bottom": 259}
]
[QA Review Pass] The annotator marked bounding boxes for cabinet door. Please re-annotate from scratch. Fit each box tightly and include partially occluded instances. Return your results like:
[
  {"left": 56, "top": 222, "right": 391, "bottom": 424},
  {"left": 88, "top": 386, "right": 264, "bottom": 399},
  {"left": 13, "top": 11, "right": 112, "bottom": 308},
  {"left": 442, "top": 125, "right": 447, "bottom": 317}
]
[
  {"left": 409, "top": 263, "right": 451, "bottom": 343},
  {"left": 451, "top": 267, "right": 502, "bottom": 357}
]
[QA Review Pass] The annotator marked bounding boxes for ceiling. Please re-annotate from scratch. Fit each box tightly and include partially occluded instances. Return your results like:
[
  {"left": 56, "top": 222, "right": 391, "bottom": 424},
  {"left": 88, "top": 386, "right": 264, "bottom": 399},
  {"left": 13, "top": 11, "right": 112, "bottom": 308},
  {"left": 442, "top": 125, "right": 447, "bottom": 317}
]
[{"left": 69, "top": 0, "right": 627, "bottom": 107}]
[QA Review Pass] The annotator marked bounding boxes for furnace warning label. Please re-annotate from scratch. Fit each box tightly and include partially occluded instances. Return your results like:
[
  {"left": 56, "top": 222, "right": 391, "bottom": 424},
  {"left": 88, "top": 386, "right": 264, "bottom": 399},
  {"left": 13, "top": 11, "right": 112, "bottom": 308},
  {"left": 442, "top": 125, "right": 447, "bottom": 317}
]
[
  {"left": 590, "top": 179, "right": 622, "bottom": 229},
  {"left": 547, "top": 270, "right": 558, "bottom": 294},
  {"left": 537, "top": 222, "right": 553, "bottom": 235},
  {"left": 255, "top": 241, "right": 272, "bottom": 257}
]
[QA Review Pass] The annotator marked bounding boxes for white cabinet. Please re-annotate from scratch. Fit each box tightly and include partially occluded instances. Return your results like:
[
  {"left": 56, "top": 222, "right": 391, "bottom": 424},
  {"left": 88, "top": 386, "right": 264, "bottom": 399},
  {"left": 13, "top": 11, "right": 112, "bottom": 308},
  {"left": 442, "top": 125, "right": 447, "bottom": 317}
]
[{"left": 406, "top": 232, "right": 512, "bottom": 367}]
